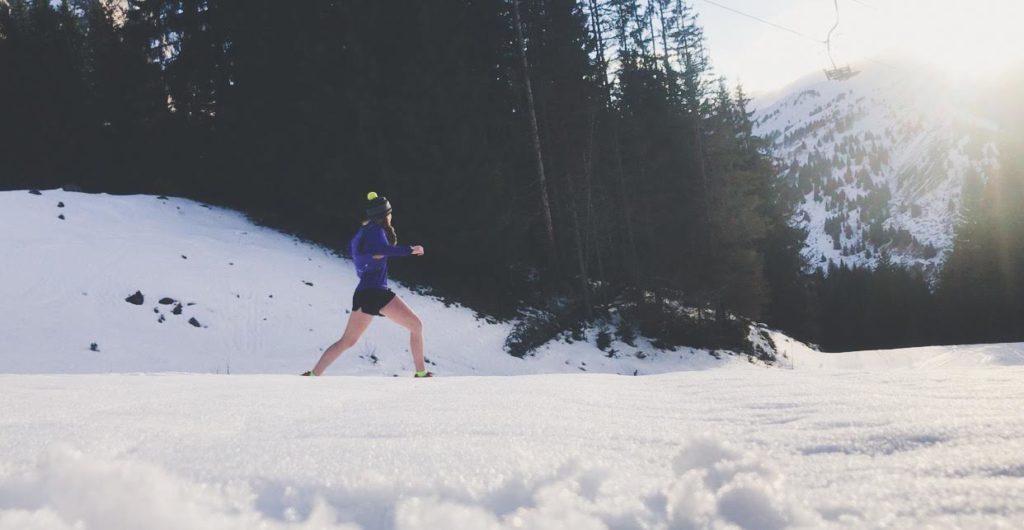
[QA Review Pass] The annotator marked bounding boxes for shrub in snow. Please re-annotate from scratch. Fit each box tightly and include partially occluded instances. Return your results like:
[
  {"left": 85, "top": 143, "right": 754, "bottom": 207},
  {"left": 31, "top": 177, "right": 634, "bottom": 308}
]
[
  {"left": 616, "top": 318, "right": 637, "bottom": 347},
  {"left": 595, "top": 328, "right": 612, "bottom": 351},
  {"left": 504, "top": 308, "right": 564, "bottom": 358}
]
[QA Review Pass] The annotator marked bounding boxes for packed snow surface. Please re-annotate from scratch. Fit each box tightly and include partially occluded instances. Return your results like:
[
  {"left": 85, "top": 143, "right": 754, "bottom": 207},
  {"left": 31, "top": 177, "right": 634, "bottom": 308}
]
[{"left": 2, "top": 369, "right": 1024, "bottom": 530}]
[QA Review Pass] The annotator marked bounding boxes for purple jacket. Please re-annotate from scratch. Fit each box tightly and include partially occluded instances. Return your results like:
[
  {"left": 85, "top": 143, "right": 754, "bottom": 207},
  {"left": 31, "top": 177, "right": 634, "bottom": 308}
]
[{"left": 350, "top": 224, "right": 413, "bottom": 291}]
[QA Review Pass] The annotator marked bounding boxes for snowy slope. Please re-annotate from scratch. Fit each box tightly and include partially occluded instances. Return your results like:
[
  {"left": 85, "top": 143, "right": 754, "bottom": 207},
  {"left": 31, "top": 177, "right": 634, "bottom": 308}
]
[
  {"left": 3, "top": 369, "right": 1024, "bottom": 529},
  {"left": 754, "top": 61, "right": 1000, "bottom": 276},
  {"left": 5, "top": 190, "right": 1024, "bottom": 529},
  {"left": 0, "top": 189, "right": 770, "bottom": 376},
  {"left": 772, "top": 332, "right": 1024, "bottom": 370}
]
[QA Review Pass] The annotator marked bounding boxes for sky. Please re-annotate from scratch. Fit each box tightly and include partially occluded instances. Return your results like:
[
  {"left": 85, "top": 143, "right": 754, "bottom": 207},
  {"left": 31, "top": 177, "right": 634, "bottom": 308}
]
[{"left": 693, "top": 0, "right": 1024, "bottom": 97}]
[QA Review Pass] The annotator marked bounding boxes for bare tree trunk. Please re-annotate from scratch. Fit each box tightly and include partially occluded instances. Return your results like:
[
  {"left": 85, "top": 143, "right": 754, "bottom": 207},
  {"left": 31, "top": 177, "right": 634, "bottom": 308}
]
[
  {"left": 587, "top": 0, "right": 639, "bottom": 285},
  {"left": 568, "top": 185, "right": 593, "bottom": 318},
  {"left": 656, "top": 0, "right": 673, "bottom": 75},
  {"left": 611, "top": 124, "right": 640, "bottom": 285},
  {"left": 511, "top": 0, "right": 557, "bottom": 264},
  {"left": 583, "top": 106, "right": 606, "bottom": 284}
]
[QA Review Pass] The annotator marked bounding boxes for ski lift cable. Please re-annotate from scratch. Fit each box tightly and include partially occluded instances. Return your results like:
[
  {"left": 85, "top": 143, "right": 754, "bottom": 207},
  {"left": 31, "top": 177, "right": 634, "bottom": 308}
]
[
  {"left": 697, "top": 0, "right": 896, "bottom": 71},
  {"left": 826, "top": 0, "right": 842, "bottom": 70},
  {"left": 696, "top": 0, "right": 823, "bottom": 45}
]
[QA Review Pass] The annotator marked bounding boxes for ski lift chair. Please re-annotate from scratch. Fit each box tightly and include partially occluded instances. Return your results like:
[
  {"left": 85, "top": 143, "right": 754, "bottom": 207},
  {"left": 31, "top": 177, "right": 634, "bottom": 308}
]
[
  {"left": 822, "top": 0, "right": 859, "bottom": 82},
  {"left": 824, "top": 65, "right": 859, "bottom": 81}
]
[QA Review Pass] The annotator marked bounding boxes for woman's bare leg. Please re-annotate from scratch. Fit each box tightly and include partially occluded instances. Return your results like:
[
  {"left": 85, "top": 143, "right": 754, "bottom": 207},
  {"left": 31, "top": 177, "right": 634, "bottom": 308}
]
[
  {"left": 379, "top": 295, "right": 425, "bottom": 372},
  {"left": 311, "top": 310, "right": 375, "bottom": 375}
]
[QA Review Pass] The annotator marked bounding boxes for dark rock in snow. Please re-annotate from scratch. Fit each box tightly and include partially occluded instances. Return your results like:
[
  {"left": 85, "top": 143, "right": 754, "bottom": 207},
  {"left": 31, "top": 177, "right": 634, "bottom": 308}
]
[
  {"left": 58, "top": 214, "right": 65, "bottom": 220},
  {"left": 29, "top": 190, "right": 41, "bottom": 195},
  {"left": 153, "top": 307, "right": 159, "bottom": 313},
  {"left": 57, "top": 202, "right": 65, "bottom": 208},
  {"left": 188, "top": 317, "right": 201, "bottom": 328},
  {"left": 158, "top": 297, "right": 175, "bottom": 305},
  {"left": 303, "top": 281, "right": 313, "bottom": 287},
  {"left": 125, "top": 291, "right": 144, "bottom": 305},
  {"left": 172, "top": 304, "right": 183, "bottom": 315},
  {"left": 187, "top": 302, "right": 196, "bottom": 306},
  {"left": 89, "top": 343, "right": 99, "bottom": 352},
  {"left": 158, "top": 314, "right": 166, "bottom": 323},
  {"left": 181, "top": 255, "right": 187, "bottom": 260}
]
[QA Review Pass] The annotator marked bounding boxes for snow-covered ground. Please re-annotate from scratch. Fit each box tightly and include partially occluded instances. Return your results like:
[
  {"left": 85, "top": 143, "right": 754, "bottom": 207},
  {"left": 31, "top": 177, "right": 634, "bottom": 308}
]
[
  {"left": 3, "top": 368, "right": 1024, "bottom": 530},
  {"left": 0, "top": 189, "right": 758, "bottom": 376},
  {"left": 4, "top": 189, "right": 1024, "bottom": 529}
]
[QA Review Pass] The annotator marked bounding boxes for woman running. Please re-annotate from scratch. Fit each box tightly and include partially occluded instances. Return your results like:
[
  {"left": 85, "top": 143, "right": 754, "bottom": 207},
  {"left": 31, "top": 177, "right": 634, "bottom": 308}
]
[{"left": 302, "top": 192, "right": 431, "bottom": 377}]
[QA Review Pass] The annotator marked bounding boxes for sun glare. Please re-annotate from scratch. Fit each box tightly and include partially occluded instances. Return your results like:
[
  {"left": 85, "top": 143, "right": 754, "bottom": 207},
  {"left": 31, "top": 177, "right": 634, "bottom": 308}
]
[{"left": 883, "top": 0, "right": 1024, "bottom": 77}]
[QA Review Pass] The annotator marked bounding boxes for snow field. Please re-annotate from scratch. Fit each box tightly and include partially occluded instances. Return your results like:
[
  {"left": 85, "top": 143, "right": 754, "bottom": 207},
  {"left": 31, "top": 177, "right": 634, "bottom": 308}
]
[
  {"left": 4, "top": 189, "right": 1024, "bottom": 529},
  {"left": 0, "top": 190, "right": 762, "bottom": 376},
  {"left": 2, "top": 370, "right": 1024, "bottom": 529}
]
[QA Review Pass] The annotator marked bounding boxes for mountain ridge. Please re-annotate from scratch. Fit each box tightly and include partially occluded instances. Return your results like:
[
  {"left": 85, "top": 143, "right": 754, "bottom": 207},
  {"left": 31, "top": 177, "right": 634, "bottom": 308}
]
[{"left": 753, "top": 58, "right": 1000, "bottom": 276}]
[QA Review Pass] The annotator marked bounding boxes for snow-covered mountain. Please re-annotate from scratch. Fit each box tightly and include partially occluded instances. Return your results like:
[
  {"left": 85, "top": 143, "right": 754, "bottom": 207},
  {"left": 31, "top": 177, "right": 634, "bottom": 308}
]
[
  {"left": 0, "top": 189, "right": 780, "bottom": 375},
  {"left": 754, "top": 60, "right": 1001, "bottom": 276}
]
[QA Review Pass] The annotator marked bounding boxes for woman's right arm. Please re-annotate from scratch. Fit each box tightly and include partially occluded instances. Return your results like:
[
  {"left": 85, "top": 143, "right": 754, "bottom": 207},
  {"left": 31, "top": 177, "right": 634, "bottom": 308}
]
[{"left": 361, "top": 226, "right": 414, "bottom": 258}]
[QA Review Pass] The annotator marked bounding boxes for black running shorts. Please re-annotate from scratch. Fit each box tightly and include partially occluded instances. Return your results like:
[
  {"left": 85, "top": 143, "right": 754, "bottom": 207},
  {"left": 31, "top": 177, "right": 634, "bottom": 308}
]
[{"left": 352, "top": 288, "right": 396, "bottom": 316}]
